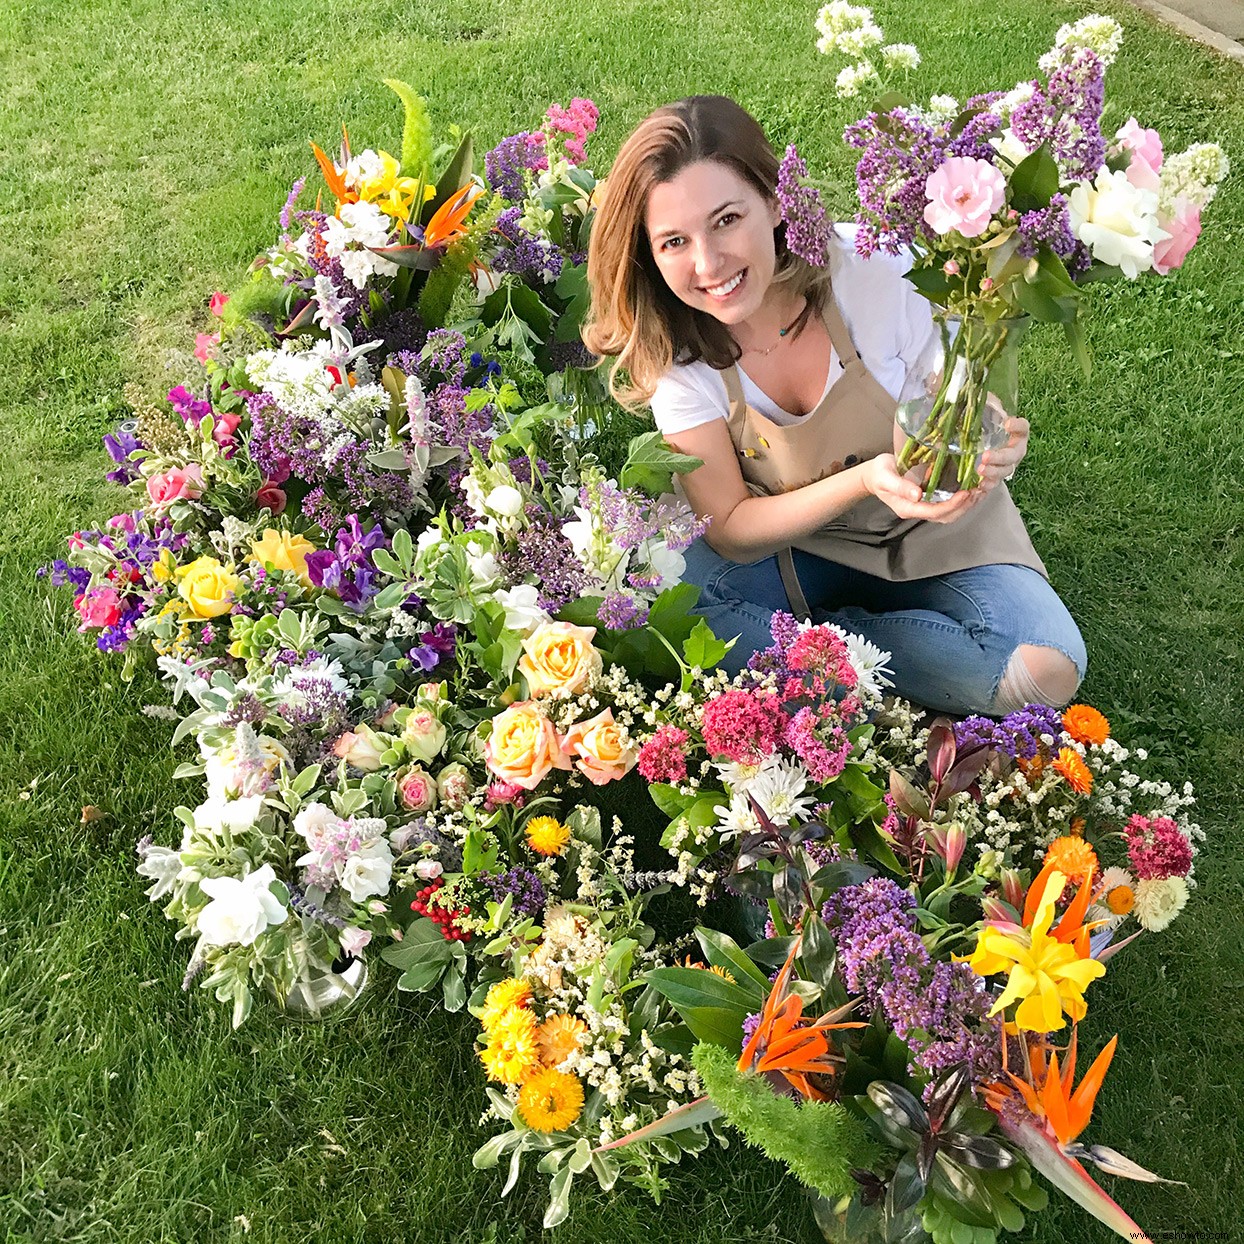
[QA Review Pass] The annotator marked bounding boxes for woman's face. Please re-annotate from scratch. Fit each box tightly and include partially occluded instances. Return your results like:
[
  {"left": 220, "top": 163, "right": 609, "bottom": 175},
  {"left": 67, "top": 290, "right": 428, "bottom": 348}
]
[{"left": 644, "top": 159, "right": 782, "bottom": 326}]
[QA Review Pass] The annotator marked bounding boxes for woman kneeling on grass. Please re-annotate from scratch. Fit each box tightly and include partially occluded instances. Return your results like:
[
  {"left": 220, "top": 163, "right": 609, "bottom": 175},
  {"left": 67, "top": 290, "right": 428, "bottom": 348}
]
[{"left": 582, "top": 95, "right": 1085, "bottom": 716}]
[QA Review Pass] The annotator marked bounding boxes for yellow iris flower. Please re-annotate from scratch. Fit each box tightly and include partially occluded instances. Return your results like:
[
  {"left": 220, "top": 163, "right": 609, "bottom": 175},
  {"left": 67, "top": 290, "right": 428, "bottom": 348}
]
[{"left": 967, "top": 870, "right": 1105, "bottom": 1033}]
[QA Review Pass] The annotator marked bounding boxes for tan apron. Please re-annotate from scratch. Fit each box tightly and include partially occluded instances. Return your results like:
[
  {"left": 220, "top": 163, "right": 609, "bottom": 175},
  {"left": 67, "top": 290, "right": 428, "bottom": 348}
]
[{"left": 723, "top": 287, "right": 1046, "bottom": 617}]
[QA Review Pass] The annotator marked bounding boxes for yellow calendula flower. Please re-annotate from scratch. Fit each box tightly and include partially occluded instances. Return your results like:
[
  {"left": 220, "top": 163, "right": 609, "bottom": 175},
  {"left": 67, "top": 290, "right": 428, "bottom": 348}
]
[
  {"left": 250, "top": 529, "right": 317, "bottom": 587},
  {"left": 966, "top": 869, "right": 1105, "bottom": 1033},
  {"left": 537, "top": 1014, "right": 588, "bottom": 1067},
  {"left": 517, "top": 1069, "right": 584, "bottom": 1132},
  {"left": 479, "top": 1006, "right": 540, "bottom": 1085},
  {"left": 480, "top": 979, "right": 533, "bottom": 1032},
  {"left": 176, "top": 556, "right": 241, "bottom": 619},
  {"left": 525, "top": 815, "right": 571, "bottom": 857}
]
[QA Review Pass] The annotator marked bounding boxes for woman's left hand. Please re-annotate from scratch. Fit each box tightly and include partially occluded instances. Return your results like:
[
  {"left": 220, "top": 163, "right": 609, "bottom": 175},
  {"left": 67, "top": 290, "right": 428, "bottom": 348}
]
[{"left": 977, "top": 404, "right": 1029, "bottom": 492}]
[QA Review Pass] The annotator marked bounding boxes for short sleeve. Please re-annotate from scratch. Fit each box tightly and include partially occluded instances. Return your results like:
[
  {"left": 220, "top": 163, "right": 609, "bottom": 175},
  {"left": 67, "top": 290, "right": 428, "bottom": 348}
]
[{"left": 648, "top": 363, "right": 730, "bottom": 436}]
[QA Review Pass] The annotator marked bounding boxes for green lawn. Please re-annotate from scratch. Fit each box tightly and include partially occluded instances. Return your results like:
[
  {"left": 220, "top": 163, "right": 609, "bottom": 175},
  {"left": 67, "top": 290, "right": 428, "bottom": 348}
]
[{"left": 2, "top": 1, "right": 1242, "bottom": 1240}]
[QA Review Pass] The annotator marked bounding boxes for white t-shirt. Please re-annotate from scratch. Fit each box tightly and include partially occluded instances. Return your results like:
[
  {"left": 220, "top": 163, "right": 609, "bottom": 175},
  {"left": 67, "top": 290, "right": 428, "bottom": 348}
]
[{"left": 649, "top": 223, "right": 940, "bottom": 434}]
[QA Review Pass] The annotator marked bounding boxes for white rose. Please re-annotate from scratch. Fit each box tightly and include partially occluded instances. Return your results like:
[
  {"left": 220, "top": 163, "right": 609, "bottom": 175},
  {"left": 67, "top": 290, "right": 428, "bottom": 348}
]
[
  {"left": 197, "top": 864, "right": 288, "bottom": 947},
  {"left": 340, "top": 839, "right": 394, "bottom": 902},
  {"left": 293, "top": 801, "right": 341, "bottom": 843},
  {"left": 494, "top": 583, "right": 550, "bottom": 634},
  {"left": 989, "top": 127, "right": 1031, "bottom": 169},
  {"left": 1068, "top": 168, "right": 1170, "bottom": 279}
]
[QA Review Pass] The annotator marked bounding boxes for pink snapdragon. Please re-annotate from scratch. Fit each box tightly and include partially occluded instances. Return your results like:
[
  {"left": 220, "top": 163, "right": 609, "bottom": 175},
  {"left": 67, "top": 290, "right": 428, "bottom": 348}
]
[
  {"left": 637, "top": 725, "right": 690, "bottom": 784},
  {"left": 1124, "top": 814, "right": 1193, "bottom": 879},
  {"left": 700, "top": 689, "right": 786, "bottom": 764},
  {"left": 923, "top": 157, "right": 1006, "bottom": 238}
]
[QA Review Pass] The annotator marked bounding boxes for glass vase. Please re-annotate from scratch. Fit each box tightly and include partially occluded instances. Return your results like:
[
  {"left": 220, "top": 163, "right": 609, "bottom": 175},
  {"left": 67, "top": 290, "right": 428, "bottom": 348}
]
[
  {"left": 810, "top": 1190, "right": 929, "bottom": 1244},
  {"left": 269, "top": 954, "right": 369, "bottom": 1021},
  {"left": 895, "top": 313, "right": 1029, "bottom": 502}
]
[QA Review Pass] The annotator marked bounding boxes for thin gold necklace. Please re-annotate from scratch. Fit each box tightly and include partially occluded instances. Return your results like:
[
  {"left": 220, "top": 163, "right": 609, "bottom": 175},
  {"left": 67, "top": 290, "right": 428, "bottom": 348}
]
[{"left": 739, "top": 302, "right": 806, "bottom": 357}]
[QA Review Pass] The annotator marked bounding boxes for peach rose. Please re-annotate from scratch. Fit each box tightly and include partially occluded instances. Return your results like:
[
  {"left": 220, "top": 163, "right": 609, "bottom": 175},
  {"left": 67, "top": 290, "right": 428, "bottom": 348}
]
[
  {"left": 561, "top": 708, "right": 636, "bottom": 786},
  {"left": 146, "top": 464, "right": 204, "bottom": 510},
  {"left": 518, "top": 621, "right": 602, "bottom": 698},
  {"left": 484, "top": 702, "right": 571, "bottom": 791}
]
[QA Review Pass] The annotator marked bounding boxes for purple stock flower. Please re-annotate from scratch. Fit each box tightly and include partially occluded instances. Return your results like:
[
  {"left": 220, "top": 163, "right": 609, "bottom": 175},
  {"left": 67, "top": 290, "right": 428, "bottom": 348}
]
[{"left": 776, "top": 145, "right": 833, "bottom": 268}]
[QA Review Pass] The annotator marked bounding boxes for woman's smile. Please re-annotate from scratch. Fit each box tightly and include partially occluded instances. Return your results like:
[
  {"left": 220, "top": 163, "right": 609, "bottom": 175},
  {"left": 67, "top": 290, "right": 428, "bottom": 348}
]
[{"left": 699, "top": 268, "right": 747, "bottom": 299}]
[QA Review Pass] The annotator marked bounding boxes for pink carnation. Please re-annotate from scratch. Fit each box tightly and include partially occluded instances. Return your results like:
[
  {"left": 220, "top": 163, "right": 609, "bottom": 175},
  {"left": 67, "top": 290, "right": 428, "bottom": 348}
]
[
  {"left": 637, "top": 725, "right": 690, "bottom": 784},
  {"left": 1124, "top": 814, "right": 1193, "bottom": 879},
  {"left": 700, "top": 690, "right": 786, "bottom": 764},
  {"left": 923, "top": 157, "right": 1006, "bottom": 239}
]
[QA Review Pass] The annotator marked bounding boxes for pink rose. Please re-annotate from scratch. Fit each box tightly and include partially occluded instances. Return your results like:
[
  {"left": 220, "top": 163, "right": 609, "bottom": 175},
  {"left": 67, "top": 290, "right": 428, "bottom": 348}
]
[
  {"left": 74, "top": 586, "right": 123, "bottom": 631},
  {"left": 208, "top": 291, "right": 230, "bottom": 317},
  {"left": 397, "top": 767, "right": 438, "bottom": 813},
  {"left": 923, "top": 157, "right": 1007, "bottom": 239},
  {"left": 1153, "top": 197, "right": 1201, "bottom": 275},
  {"left": 414, "top": 858, "right": 444, "bottom": 881},
  {"left": 212, "top": 412, "right": 241, "bottom": 448},
  {"left": 1116, "top": 118, "right": 1163, "bottom": 192},
  {"left": 561, "top": 708, "right": 637, "bottom": 786},
  {"left": 255, "top": 481, "right": 287, "bottom": 516},
  {"left": 146, "top": 463, "right": 204, "bottom": 509},
  {"left": 332, "top": 726, "right": 386, "bottom": 772},
  {"left": 194, "top": 332, "right": 219, "bottom": 364}
]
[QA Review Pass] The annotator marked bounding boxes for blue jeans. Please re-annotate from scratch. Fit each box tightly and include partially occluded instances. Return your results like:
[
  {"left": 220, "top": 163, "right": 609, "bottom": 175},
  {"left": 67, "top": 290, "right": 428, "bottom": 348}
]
[{"left": 681, "top": 539, "right": 1086, "bottom": 715}]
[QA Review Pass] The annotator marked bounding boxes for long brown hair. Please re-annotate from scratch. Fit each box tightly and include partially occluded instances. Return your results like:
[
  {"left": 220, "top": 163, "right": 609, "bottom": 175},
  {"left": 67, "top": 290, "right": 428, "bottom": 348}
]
[{"left": 582, "top": 95, "right": 831, "bottom": 410}]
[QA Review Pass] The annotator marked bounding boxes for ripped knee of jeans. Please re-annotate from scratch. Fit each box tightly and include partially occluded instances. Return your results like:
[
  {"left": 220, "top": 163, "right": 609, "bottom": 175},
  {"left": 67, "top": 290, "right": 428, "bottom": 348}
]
[{"left": 990, "top": 643, "right": 1083, "bottom": 715}]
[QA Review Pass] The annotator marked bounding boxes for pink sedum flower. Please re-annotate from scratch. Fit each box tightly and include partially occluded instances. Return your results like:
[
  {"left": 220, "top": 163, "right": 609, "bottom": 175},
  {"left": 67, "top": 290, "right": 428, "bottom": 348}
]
[
  {"left": 1153, "top": 197, "right": 1202, "bottom": 275},
  {"left": 146, "top": 463, "right": 204, "bottom": 510},
  {"left": 923, "top": 157, "right": 1007, "bottom": 238}
]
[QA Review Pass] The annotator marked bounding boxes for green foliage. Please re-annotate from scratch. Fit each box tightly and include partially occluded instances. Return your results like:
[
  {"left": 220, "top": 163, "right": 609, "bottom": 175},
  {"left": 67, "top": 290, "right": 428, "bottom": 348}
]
[
  {"left": 385, "top": 78, "right": 433, "bottom": 179},
  {"left": 692, "top": 1043, "right": 877, "bottom": 1200}
]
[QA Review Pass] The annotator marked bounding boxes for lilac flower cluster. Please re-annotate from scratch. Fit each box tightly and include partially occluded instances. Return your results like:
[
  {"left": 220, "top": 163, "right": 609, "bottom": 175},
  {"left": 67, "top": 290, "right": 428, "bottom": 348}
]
[
  {"left": 954, "top": 702, "right": 1063, "bottom": 760},
  {"left": 598, "top": 592, "right": 649, "bottom": 630},
  {"left": 1009, "top": 49, "right": 1106, "bottom": 182},
  {"left": 845, "top": 108, "right": 948, "bottom": 256},
  {"left": 776, "top": 146, "right": 833, "bottom": 268},
  {"left": 480, "top": 866, "right": 548, "bottom": 918},
  {"left": 484, "top": 132, "right": 548, "bottom": 202},
  {"left": 822, "top": 878, "right": 997, "bottom": 1080},
  {"left": 304, "top": 516, "right": 389, "bottom": 611}
]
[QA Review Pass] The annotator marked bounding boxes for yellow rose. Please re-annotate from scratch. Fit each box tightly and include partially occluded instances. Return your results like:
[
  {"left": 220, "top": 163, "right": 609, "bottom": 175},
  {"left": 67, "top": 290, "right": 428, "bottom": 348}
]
[
  {"left": 485, "top": 702, "right": 571, "bottom": 791},
  {"left": 176, "top": 556, "right": 241, "bottom": 619},
  {"left": 518, "top": 622, "right": 602, "bottom": 698},
  {"left": 562, "top": 708, "right": 636, "bottom": 786},
  {"left": 250, "top": 529, "right": 317, "bottom": 587}
]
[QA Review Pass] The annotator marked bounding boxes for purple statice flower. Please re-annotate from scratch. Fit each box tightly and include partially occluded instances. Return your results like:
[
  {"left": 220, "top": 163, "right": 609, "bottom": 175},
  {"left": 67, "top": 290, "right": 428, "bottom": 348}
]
[
  {"left": 426, "top": 382, "right": 494, "bottom": 458},
  {"left": 167, "top": 385, "right": 213, "bottom": 427},
  {"left": 481, "top": 866, "right": 548, "bottom": 919},
  {"left": 484, "top": 132, "right": 548, "bottom": 201},
  {"left": 280, "top": 176, "right": 307, "bottom": 240},
  {"left": 381, "top": 308, "right": 428, "bottom": 364},
  {"left": 776, "top": 145, "right": 833, "bottom": 268},
  {"left": 491, "top": 219, "right": 564, "bottom": 284},
  {"left": 598, "top": 592, "right": 648, "bottom": 630},
  {"left": 954, "top": 703, "right": 1062, "bottom": 760},
  {"left": 497, "top": 515, "right": 590, "bottom": 612},
  {"left": 845, "top": 108, "right": 949, "bottom": 256},
  {"left": 245, "top": 392, "right": 295, "bottom": 483},
  {"left": 103, "top": 428, "right": 143, "bottom": 484},
  {"left": 741, "top": 1012, "right": 763, "bottom": 1046},
  {"left": 1010, "top": 50, "right": 1106, "bottom": 182},
  {"left": 1016, "top": 193, "right": 1091, "bottom": 272},
  {"left": 409, "top": 620, "right": 456, "bottom": 672},
  {"left": 947, "top": 109, "right": 1004, "bottom": 162},
  {"left": 506, "top": 454, "right": 549, "bottom": 487}
]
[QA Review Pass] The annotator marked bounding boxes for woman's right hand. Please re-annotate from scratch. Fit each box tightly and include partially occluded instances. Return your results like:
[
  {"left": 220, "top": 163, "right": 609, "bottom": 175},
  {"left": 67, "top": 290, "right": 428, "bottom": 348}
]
[{"left": 862, "top": 454, "right": 984, "bottom": 523}]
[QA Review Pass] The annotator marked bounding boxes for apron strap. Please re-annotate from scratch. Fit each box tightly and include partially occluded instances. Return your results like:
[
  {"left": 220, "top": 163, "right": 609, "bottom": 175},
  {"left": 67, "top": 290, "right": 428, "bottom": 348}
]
[
  {"left": 818, "top": 290, "right": 862, "bottom": 366},
  {"left": 777, "top": 547, "right": 812, "bottom": 621},
  {"left": 721, "top": 363, "right": 749, "bottom": 441}
]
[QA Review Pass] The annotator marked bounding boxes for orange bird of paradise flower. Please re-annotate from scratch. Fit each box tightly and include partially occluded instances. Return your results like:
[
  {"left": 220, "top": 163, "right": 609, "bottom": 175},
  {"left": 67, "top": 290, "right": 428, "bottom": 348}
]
[
  {"left": 423, "top": 183, "right": 484, "bottom": 249},
  {"left": 737, "top": 934, "right": 864, "bottom": 1101},
  {"left": 310, "top": 139, "right": 356, "bottom": 207}
]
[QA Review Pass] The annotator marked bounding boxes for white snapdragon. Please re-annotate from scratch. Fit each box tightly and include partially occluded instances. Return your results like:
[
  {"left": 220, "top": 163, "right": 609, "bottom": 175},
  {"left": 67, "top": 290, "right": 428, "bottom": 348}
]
[{"left": 1038, "top": 14, "right": 1123, "bottom": 73}]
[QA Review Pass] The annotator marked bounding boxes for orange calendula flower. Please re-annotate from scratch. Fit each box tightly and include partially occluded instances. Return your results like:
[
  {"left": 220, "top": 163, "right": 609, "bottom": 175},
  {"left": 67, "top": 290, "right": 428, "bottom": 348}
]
[
  {"left": 537, "top": 1014, "right": 587, "bottom": 1066},
  {"left": 1062, "top": 704, "right": 1110, "bottom": 746},
  {"left": 1052, "top": 747, "right": 1093, "bottom": 795},
  {"left": 1044, "top": 836, "right": 1099, "bottom": 888}
]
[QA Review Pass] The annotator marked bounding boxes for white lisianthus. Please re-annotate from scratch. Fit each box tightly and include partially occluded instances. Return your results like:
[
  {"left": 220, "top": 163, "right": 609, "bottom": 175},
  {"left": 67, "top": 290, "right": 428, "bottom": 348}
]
[
  {"left": 197, "top": 864, "right": 288, "bottom": 947},
  {"left": 1132, "top": 875, "right": 1189, "bottom": 932},
  {"left": 194, "top": 794, "right": 265, "bottom": 834},
  {"left": 340, "top": 838, "right": 395, "bottom": 903},
  {"left": 494, "top": 583, "right": 550, "bottom": 634},
  {"left": 460, "top": 472, "right": 489, "bottom": 518},
  {"left": 1038, "top": 14, "right": 1123, "bottom": 73},
  {"left": 1068, "top": 168, "right": 1170, "bottom": 279},
  {"left": 881, "top": 43, "right": 920, "bottom": 71},
  {"left": 835, "top": 60, "right": 877, "bottom": 99}
]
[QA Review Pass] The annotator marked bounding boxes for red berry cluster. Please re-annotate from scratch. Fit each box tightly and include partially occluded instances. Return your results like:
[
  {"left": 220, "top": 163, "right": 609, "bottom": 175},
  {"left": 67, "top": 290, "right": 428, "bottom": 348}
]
[{"left": 410, "top": 878, "right": 472, "bottom": 942}]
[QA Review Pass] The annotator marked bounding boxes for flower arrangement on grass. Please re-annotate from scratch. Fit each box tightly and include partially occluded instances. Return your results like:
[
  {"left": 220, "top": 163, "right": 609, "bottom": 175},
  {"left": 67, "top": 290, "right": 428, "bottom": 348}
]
[{"left": 44, "top": 80, "right": 1205, "bottom": 1244}]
